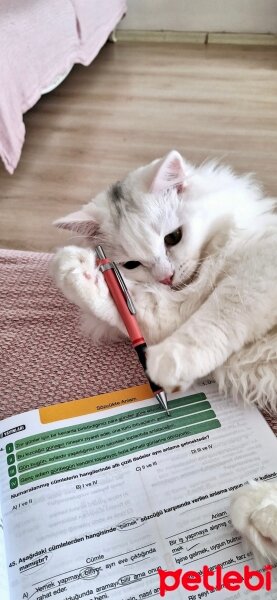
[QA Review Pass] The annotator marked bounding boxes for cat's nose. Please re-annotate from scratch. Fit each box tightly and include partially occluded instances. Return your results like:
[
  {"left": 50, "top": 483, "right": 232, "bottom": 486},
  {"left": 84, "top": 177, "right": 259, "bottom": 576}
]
[{"left": 159, "top": 274, "right": 174, "bottom": 285}]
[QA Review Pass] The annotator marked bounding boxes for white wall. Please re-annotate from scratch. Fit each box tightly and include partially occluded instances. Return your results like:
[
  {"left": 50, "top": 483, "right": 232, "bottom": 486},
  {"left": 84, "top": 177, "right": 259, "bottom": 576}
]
[{"left": 119, "top": 0, "right": 277, "bottom": 33}]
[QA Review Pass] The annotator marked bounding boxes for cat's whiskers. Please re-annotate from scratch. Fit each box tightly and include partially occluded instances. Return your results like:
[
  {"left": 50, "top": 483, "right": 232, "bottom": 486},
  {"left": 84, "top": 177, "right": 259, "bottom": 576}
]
[{"left": 67, "top": 234, "right": 90, "bottom": 243}]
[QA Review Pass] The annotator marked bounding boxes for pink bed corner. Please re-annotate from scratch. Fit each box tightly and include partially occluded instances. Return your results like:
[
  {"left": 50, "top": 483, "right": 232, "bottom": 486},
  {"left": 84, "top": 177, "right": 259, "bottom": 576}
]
[{"left": 0, "top": 0, "right": 127, "bottom": 174}]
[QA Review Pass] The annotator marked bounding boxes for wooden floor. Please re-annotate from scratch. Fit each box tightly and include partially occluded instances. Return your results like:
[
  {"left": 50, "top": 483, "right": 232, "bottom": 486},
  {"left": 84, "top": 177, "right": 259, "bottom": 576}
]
[{"left": 0, "top": 41, "right": 277, "bottom": 252}]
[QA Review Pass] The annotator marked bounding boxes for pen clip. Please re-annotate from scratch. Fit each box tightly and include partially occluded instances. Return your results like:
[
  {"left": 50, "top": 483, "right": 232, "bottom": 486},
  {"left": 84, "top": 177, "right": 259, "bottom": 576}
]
[
  {"left": 112, "top": 262, "right": 137, "bottom": 315},
  {"left": 95, "top": 245, "right": 136, "bottom": 315}
]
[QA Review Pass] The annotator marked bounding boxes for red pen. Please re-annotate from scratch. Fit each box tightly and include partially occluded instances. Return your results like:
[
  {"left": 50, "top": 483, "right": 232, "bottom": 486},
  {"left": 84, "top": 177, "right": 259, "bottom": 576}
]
[{"left": 95, "top": 245, "right": 170, "bottom": 416}]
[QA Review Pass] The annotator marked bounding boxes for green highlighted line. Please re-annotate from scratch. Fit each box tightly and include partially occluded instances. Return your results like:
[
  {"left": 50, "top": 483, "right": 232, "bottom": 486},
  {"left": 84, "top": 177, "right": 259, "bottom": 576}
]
[
  {"left": 16, "top": 400, "right": 211, "bottom": 462},
  {"left": 7, "top": 392, "right": 221, "bottom": 488},
  {"left": 17, "top": 409, "right": 216, "bottom": 474},
  {"left": 19, "top": 419, "right": 221, "bottom": 485},
  {"left": 15, "top": 393, "right": 207, "bottom": 450}
]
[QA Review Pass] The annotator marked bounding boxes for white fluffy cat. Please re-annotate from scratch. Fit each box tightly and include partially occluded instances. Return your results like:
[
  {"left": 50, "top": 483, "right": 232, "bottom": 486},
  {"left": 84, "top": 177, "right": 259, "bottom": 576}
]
[{"left": 52, "top": 150, "right": 277, "bottom": 563}]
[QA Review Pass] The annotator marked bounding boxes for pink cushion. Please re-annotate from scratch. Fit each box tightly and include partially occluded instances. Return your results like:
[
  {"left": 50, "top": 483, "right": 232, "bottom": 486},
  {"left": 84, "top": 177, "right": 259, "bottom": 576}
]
[{"left": 0, "top": 249, "right": 276, "bottom": 439}]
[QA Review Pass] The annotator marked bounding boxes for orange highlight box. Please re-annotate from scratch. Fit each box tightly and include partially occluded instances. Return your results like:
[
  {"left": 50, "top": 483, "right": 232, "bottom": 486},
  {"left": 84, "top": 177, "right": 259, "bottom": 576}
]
[{"left": 39, "top": 384, "right": 152, "bottom": 424}]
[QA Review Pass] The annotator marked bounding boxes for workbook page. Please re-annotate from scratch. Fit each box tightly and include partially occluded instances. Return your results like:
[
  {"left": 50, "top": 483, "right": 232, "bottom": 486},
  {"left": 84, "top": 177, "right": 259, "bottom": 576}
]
[{"left": 0, "top": 382, "right": 277, "bottom": 600}]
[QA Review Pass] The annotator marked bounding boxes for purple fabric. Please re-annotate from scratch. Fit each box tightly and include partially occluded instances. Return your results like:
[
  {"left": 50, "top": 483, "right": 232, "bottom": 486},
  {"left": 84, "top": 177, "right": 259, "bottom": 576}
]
[{"left": 0, "top": 0, "right": 127, "bottom": 174}]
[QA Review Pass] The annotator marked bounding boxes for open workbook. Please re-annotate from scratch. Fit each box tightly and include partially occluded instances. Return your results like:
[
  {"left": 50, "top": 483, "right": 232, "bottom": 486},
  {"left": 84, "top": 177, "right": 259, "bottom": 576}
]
[{"left": 0, "top": 381, "right": 277, "bottom": 600}]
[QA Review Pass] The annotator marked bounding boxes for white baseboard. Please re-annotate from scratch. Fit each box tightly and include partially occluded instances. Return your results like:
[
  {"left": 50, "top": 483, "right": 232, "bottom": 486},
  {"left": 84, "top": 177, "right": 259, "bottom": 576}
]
[
  {"left": 208, "top": 32, "right": 277, "bottom": 45},
  {"left": 115, "top": 29, "right": 277, "bottom": 46},
  {"left": 115, "top": 30, "right": 207, "bottom": 44}
]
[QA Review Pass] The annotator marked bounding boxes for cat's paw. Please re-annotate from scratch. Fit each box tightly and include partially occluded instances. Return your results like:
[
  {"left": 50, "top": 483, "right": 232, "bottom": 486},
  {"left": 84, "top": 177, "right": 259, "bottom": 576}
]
[
  {"left": 51, "top": 246, "right": 104, "bottom": 305},
  {"left": 146, "top": 340, "right": 193, "bottom": 393},
  {"left": 230, "top": 481, "right": 277, "bottom": 564},
  {"left": 52, "top": 246, "right": 130, "bottom": 335}
]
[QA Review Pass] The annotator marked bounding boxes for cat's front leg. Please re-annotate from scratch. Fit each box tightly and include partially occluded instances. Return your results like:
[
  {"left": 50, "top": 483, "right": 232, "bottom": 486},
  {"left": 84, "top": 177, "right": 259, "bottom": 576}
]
[
  {"left": 146, "top": 299, "right": 227, "bottom": 392},
  {"left": 146, "top": 272, "right": 277, "bottom": 393},
  {"left": 51, "top": 246, "right": 126, "bottom": 336},
  {"left": 230, "top": 481, "right": 277, "bottom": 564}
]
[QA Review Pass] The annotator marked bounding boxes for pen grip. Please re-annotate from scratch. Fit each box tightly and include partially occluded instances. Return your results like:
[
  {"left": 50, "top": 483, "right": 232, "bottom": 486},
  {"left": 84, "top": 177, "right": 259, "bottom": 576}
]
[
  {"left": 134, "top": 343, "right": 163, "bottom": 394},
  {"left": 100, "top": 267, "right": 144, "bottom": 345}
]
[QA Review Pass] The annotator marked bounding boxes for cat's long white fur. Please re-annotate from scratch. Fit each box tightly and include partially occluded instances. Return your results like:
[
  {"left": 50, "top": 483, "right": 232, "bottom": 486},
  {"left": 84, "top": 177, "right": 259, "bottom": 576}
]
[{"left": 52, "top": 151, "right": 277, "bottom": 564}]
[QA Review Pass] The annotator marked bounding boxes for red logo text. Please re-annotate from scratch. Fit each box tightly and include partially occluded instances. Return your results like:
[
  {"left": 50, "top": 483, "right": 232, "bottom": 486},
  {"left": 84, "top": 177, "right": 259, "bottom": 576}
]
[{"left": 158, "top": 565, "right": 272, "bottom": 596}]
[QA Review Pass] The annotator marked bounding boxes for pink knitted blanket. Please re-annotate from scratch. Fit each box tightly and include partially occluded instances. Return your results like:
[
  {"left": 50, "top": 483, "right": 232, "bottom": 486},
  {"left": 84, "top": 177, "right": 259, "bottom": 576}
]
[
  {"left": 0, "top": 250, "right": 145, "bottom": 420},
  {"left": 0, "top": 249, "right": 276, "bottom": 437}
]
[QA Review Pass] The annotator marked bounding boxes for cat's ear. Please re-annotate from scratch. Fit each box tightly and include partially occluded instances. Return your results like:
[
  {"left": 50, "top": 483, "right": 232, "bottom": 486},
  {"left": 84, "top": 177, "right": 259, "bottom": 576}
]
[
  {"left": 54, "top": 210, "right": 99, "bottom": 236},
  {"left": 150, "top": 150, "right": 187, "bottom": 194}
]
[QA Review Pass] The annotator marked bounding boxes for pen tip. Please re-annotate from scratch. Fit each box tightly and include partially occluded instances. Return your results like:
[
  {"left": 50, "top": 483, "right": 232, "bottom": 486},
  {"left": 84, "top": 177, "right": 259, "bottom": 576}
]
[{"left": 155, "top": 391, "right": 171, "bottom": 416}]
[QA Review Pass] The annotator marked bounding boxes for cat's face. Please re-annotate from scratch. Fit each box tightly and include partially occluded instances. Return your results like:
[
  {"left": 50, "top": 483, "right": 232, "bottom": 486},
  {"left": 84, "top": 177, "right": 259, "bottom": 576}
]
[{"left": 55, "top": 151, "right": 237, "bottom": 288}]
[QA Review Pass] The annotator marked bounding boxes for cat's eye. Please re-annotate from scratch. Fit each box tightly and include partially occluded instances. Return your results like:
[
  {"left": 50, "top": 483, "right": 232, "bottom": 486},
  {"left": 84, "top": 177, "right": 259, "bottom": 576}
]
[
  {"left": 122, "top": 261, "right": 142, "bottom": 269},
  {"left": 164, "top": 227, "right": 182, "bottom": 247}
]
